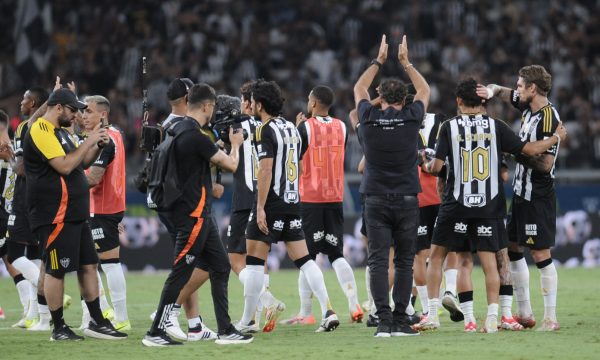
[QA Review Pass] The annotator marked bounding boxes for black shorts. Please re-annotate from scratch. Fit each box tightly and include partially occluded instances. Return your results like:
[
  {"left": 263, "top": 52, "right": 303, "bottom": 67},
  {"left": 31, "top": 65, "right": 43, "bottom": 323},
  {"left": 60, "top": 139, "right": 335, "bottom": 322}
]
[
  {"left": 226, "top": 209, "right": 251, "bottom": 254},
  {"left": 301, "top": 204, "right": 344, "bottom": 258},
  {"left": 36, "top": 221, "right": 99, "bottom": 276},
  {"left": 417, "top": 204, "right": 439, "bottom": 252},
  {"left": 431, "top": 216, "right": 502, "bottom": 253},
  {"left": 0, "top": 216, "right": 7, "bottom": 257},
  {"left": 245, "top": 209, "right": 305, "bottom": 244},
  {"left": 90, "top": 213, "right": 123, "bottom": 253},
  {"left": 507, "top": 195, "right": 556, "bottom": 250},
  {"left": 7, "top": 210, "right": 36, "bottom": 245}
]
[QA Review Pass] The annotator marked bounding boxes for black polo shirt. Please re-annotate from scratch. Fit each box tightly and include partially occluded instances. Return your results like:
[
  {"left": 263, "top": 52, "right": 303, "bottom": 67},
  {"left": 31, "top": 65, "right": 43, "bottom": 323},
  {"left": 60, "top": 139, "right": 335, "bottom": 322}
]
[{"left": 357, "top": 99, "right": 424, "bottom": 195}]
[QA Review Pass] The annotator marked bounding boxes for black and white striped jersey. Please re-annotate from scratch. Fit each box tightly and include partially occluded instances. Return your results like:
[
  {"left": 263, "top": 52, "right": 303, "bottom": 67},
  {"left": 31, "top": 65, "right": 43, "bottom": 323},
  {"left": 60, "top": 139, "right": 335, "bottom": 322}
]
[
  {"left": 255, "top": 117, "right": 302, "bottom": 214},
  {"left": 435, "top": 114, "right": 525, "bottom": 219},
  {"left": 231, "top": 116, "right": 261, "bottom": 212},
  {"left": 418, "top": 113, "right": 445, "bottom": 150},
  {"left": 510, "top": 91, "right": 560, "bottom": 201},
  {"left": 0, "top": 159, "right": 15, "bottom": 218}
]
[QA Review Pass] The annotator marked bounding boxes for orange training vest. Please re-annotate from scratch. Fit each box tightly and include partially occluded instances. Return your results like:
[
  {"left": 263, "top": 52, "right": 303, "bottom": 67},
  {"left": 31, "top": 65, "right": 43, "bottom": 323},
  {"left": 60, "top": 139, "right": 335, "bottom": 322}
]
[{"left": 90, "top": 126, "right": 126, "bottom": 214}]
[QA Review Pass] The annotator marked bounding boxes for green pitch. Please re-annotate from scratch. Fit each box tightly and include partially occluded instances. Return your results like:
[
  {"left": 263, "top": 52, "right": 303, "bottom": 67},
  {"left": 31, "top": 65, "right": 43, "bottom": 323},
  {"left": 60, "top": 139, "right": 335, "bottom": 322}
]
[{"left": 1, "top": 267, "right": 599, "bottom": 360}]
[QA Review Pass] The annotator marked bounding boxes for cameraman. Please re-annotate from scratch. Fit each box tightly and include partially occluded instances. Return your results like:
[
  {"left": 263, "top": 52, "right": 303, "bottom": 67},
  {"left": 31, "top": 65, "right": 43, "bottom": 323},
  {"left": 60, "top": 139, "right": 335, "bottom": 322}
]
[{"left": 353, "top": 35, "right": 430, "bottom": 337}]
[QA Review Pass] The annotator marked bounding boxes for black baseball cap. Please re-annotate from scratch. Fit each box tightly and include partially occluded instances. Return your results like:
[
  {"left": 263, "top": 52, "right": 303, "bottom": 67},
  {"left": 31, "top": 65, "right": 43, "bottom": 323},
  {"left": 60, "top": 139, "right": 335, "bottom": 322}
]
[
  {"left": 167, "top": 78, "right": 194, "bottom": 101},
  {"left": 47, "top": 88, "right": 87, "bottom": 109}
]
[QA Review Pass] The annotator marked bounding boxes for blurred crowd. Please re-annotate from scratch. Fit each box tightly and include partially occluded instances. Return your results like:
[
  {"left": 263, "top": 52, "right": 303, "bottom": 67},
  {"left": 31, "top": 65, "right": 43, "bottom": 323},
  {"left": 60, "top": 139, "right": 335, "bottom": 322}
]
[{"left": 1, "top": 0, "right": 599, "bottom": 171}]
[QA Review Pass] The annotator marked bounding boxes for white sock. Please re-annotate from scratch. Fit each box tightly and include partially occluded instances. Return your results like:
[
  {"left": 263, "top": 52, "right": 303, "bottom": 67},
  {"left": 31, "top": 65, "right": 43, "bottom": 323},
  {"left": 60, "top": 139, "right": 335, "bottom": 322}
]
[
  {"left": 509, "top": 258, "right": 532, "bottom": 317},
  {"left": 444, "top": 269, "right": 458, "bottom": 295},
  {"left": 38, "top": 301, "right": 49, "bottom": 320},
  {"left": 404, "top": 293, "right": 414, "bottom": 315},
  {"left": 12, "top": 256, "right": 40, "bottom": 286},
  {"left": 15, "top": 279, "right": 30, "bottom": 314},
  {"left": 487, "top": 303, "right": 499, "bottom": 317},
  {"left": 263, "top": 274, "right": 270, "bottom": 289},
  {"left": 365, "top": 266, "right": 375, "bottom": 316},
  {"left": 331, "top": 258, "right": 359, "bottom": 311},
  {"left": 188, "top": 316, "right": 201, "bottom": 328},
  {"left": 298, "top": 271, "right": 313, "bottom": 316},
  {"left": 239, "top": 267, "right": 248, "bottom": 286},
  {"left": 31, "top": 259, "right": 42, "bottom": 268},
  {"left": 538, "top": 261, "right": 558, "bottom": 321},
  {"left": 96, "top": 270, "right": 111, "bottom": 312},
  {"left": 499, "top": 295, "right": 513, "bottom": 318},
  {"left": 26, "top": 283, "right": 38, "bottom": 320},
  {"left": 101, "top": 262, "right": 128, "bottom": 322},
  {"left": 81, "top": 299, "right": 90, "bottom": 319},
  {"left": 300, "top": 260, "right": 331, "bottom": 318},
  {"left": 460, "top": 300, "right": 475, "bottom": 324},
  {"left": 241, "top": 265, "right": 263, "bottom": 324},
  {"left": 416, "top": 285, "right": 429, "bottom": 315},
  {"left": 428, "top": 298, "right": 439, "bottom": 319}
]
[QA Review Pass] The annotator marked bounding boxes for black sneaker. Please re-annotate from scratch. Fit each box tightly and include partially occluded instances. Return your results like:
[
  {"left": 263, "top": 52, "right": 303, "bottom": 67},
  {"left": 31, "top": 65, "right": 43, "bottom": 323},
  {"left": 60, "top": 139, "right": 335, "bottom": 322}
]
[
  {"left": 374, "top": 321, "right": 392, "bottom": 338},
  {"left": 366, "top": 314, "right": 380, "bottom": 327},
  {"left": 391, "top": 322, "right": 420, "bottom": 337},
  {"left": 215, "top": 325, "right": 254, "bottom": 345},
  {"left": 83, "top": 319, "right": 128, "bottom": 340},
  {"left": 442, "top": 291, "right": 464, "bottom": 322},
  {"left": 142, "top": 329, "right": 183, "bottom": 347},
  {"left": 50, "top": 324, "right": 84, "bottom": 341},
  {"left": 405, "top": 313, "right": 421, "bottom": 326}
]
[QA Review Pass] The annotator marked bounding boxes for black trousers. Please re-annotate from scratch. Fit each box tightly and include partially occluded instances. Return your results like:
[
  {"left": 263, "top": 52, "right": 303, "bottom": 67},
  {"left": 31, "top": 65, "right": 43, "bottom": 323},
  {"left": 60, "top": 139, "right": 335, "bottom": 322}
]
[
  {"left": 150, "top": 212, "right": 232, "bottom": 334},
  {"left": 364, "top": 194, "right": 418, "bottom": 324}
]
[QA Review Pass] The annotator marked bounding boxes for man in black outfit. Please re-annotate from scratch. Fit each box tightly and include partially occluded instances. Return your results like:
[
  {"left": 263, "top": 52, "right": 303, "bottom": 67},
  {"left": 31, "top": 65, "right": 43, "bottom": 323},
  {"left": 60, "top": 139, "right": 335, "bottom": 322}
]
[
  {"left": 142, "top": 83, "right": 252, "bottom": 347},
  {"left": 353, "top": 35, "right": 430, "bottom": 337}
]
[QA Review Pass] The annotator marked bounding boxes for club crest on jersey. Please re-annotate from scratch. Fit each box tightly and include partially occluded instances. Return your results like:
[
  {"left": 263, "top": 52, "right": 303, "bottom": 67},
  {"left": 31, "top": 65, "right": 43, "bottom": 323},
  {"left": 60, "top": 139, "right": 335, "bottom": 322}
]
[
  {"left": 418, "top": 226, "right": 428, "bottom": 236},
  {"left": 285, "top": 191, "right": 298, "bottom": 202},
  {"left": 313, "top": 230, "right": 325, "bottom": 241},
  {"left": 465, "top": 194, "right": 486, "bottom": 207},
  {"left": 477, "top": 225, "right": 493, "bottom": 237},
  {"left": 60, "top": 257, "right": 70, "bottom": 268},
  {"left": 289, "top": 218, "right": 302, "bottom": 229},
  {"left": 185, "top": 254, "right": 195, "bottom": 265},
  {"left": 454, "top": 222, "right": 468, "bottom": 234},
  {"left": 273, "top": 220, "right": 284, "bottom": 231}
]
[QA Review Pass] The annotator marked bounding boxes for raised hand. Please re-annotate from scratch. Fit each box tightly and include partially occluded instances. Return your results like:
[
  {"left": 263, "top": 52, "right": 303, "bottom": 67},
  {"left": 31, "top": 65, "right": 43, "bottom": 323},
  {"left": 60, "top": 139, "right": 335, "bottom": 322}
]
[
  {"left": 377, "top": 34, "right": 388, "bottom": 64},
  {"left": 398, "top": 35, "right": 409, "bottom": 67}
]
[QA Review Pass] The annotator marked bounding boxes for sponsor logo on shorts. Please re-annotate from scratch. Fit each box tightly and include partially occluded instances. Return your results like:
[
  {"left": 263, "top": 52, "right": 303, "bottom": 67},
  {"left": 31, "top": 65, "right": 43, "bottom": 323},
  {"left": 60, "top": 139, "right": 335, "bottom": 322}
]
[
  {"left": 313, "top": 230, "right": 325, "bottom": 241},
  {"left": 454, "top": 222, "right": 468, "bottom": 234},
  {"left": 185, "top": 254, "right": 195, "bottom": 265},
  {"left": 526, "top": 237, "right": 535, "bottom": 245},
  {"left": 325, "top": 234, "right": 338, "bottom": 246},
  {"left": 273, "top": 220, "right": 284, "bottom": 231},
  {"left": 418, "top": 226, "right": 428, "bottom": 236},
  {"left": 60, "top": 257, "right": 70, "bottom": 268},
  {"left": 7, "top": 214, "right": 15, "bottom": 226},
  {"left": 525, "top": 224, "right": 537, "bottom": 236},
  {"left": 289, "top": 218, "right": 302, "bottom": 229},
  {"left": 477, "top": 225, "right": 493, "bottom": 237},
  {"left": 91, "top": 228, "right": 105, "bottom": 240}
]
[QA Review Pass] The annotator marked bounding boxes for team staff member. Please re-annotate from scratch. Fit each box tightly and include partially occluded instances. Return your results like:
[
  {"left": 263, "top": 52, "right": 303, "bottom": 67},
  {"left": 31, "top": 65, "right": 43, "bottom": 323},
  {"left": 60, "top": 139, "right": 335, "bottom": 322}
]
[
  {"left": 421, "top": 78, "right": 566, "bottom": 332},
  {"left": 23, "top": 88, "right": 126, "bottom": 341},
  {"left": 477, "top": 65, "right": 563, "bottom": 331},
  {"left": 286, "top": 85, "right": 362, "bottom": 324},
  {"left": 143, "top": 84, "right": 252, "bottom": 347},
  {"left": 82, "top": 95, "right": 129, "bottom": 331},
  {"left": 240, "top": 79, "right": 340, "bottom": 334},
  {"left": 353, "top": 35, "right": 428, "bottom": 337}
]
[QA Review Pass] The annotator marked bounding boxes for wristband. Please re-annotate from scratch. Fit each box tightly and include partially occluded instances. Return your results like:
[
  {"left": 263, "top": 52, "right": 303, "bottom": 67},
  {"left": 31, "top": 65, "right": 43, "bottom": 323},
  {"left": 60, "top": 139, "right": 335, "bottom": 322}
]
[
  {"left": 370, "top": 59, "right": 382, "bottom": 68},
  {"left": 553, "top": 133, "right": 561, "bottom": 144},
  {"left": 486, "top": 87, "right": 494, "bottom": 99}
]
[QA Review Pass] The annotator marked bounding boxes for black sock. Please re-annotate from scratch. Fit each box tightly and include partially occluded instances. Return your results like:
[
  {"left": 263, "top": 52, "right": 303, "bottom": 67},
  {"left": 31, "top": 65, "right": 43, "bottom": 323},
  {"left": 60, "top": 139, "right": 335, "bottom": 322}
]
[
  {"left": 50, "top": 307, "right": 65, "bottom": 329},
  {"left": 410, "top": 295, "right": 417, "bottom": 307},
  {"left": 85, "top": 297, "right": 105, "bottom": 324},
  {"left": 38, "top": 294, "right": 47, "bottom": 306}
]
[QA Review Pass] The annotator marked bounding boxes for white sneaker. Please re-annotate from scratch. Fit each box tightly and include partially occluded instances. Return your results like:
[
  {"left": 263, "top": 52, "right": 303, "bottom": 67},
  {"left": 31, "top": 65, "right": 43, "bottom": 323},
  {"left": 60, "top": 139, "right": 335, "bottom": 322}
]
[
  {"left": 482, "top": 315, "right": 498, "bottom": 333},
  {"left": 28, "top": 317, "right": 51, "bottom": 331},
  {"left": 12, "top": 317, "right": 27, "bottom": 328},
  {"left": 188, "top": 323, "right": 218, "bottom": 341},
  {"left": 234, "top": 320, "right": 259, "bottom": 334},
  {"left": 164, "top": 307, "right": 187, "bottom": 341},
  {"left": 315, "top": 310, "right": 339, "bottom": 332}
]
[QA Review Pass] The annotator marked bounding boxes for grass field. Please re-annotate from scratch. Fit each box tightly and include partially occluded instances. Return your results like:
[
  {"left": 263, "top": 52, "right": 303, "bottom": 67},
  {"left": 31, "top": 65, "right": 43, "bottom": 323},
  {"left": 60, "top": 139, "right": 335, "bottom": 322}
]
[{"left": 1, "top": 267, "right": 599, "bottom": 359}]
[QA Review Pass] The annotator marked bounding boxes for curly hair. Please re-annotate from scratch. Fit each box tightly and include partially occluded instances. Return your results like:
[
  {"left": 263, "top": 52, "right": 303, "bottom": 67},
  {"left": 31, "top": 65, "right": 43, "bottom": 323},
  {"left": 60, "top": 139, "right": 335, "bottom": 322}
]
[
  {"left": 379, "top": 78, "right": 407, "bottom": 105},
  {"left": 455, "top": 78, "right": 483, "bottom": 107},
  {"left": 251, "top": 79, "right": 284, "bottom": 116}
]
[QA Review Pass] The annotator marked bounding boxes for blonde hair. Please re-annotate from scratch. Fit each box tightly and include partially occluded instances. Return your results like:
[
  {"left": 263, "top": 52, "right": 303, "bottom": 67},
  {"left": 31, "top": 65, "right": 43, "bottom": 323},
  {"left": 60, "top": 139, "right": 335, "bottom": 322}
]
[{"left": 84, "top": 95, "right": 111, "bottom": 114}]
